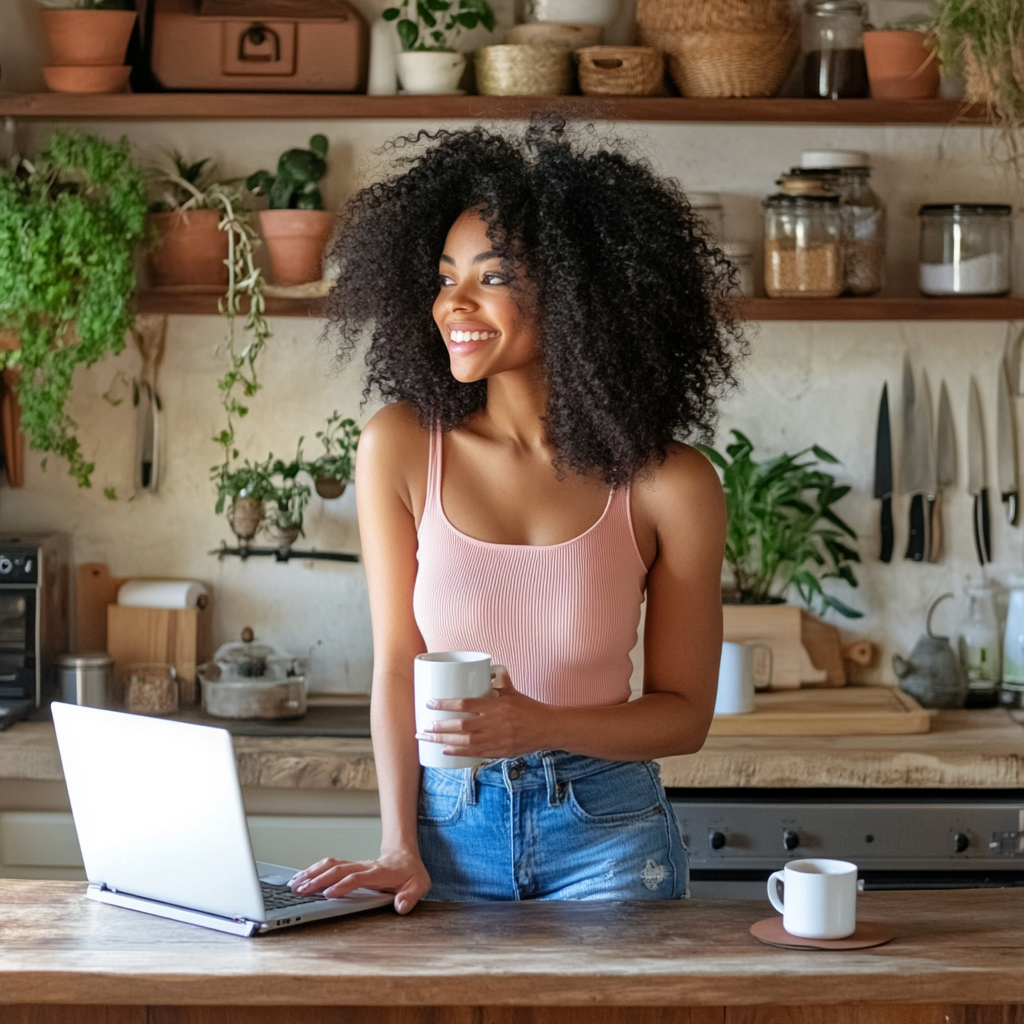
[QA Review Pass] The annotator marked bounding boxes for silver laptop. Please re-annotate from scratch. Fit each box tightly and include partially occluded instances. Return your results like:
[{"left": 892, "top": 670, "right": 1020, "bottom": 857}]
[{"left": 52, "top": 702, "right": 392, "bottom": 936}]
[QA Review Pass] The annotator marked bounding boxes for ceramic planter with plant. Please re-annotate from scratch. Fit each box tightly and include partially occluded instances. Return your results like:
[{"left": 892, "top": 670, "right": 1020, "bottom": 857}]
[
  {"left": 247, "top": 135, "right": 336, "bottom": 287},
  {"left": 383, "top": 0, "right": 496, "bottom": 94},
  {"left": 698, "top": 430, "right": 862, "bottom": 620},
  {"left": 265, "top": 447, "right": 312, "bottom": 551},
  {"left": 213, "top": 459, "right": 274, "bottom": 544},
  {"left": 39, "top": 0, "right": 137, "bottom": 94},
  {"left": 863, "top": 20, "right": 940, "bottom": 99},
  {"left": 0, "top": 131, "right": 147, "bottom": 489},
  {"left": 306, "top": 411, "right": 360, "bottom": 499}
]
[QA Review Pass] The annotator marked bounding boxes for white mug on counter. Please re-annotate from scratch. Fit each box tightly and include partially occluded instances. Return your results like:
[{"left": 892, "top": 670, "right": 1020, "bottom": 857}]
[
  {"left": 414, "top": 651, "right": 503, "bottom": 769},
  {"left": 767, "top": 858, "right": 858, "bottom": 939},
  {"left": 714, "top": 641, "right": 772, "bottom": 715}
]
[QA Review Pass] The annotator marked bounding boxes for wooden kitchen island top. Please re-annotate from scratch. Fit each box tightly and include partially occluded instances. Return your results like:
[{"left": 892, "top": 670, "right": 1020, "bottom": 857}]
[
  {"left": 2, "top": 880, "right": 1023, "bottom": 1024},
  {"left": 6, "top": 706, "right": 1024, "bottom": 791}
]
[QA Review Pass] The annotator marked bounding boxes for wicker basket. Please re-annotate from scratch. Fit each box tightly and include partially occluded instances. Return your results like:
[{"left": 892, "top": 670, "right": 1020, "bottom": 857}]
[
  {"left": 476, "top": 44, "right": 574, "bottom": 95},
  {"left": 637, "top": 0, "right": 797, "bottom": 97},
  {"left": 963, "top": 39, "right": 1024, "bottom": 110},
  {"left": 505, "top": 22, "right": 602, "bottom": 48},
  {"left": 577, "top": 46, "right": 665, "bottom": 96}
]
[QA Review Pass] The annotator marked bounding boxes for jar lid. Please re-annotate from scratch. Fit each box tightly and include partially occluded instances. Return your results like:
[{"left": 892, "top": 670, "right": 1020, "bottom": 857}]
[
  {"left": 919, "top": 203, "right": 1012, "bottom": 215},
  {"left": 687, "top": 191, "right": 722, "bottom": 209},
  {"left": 57, "top": 652, "right": 113, "bottom": 667},
  {"left": 800, "top": 149, "right": 870, "bottom": 169},
  {"left": 766, "top": 193, "right": 841, "bottom": 205},
  {"left": 804, "top": 0, "right": 866, "bottom": 14}
]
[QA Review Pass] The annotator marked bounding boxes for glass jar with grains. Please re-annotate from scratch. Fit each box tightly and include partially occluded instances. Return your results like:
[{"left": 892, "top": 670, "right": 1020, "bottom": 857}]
[
  {"left": 802, "top": 0, "right": 869, "bottom": 99},
  {"left": 764, "top": 194, "right": 844, "bottom": 298}
]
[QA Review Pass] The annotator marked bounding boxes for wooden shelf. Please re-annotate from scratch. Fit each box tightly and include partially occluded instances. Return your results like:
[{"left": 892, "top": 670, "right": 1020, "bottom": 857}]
[
  {"left": 137, "top": 290, "right": 1024, "bottom": 321},
  {"left": 0, "top": 93, "right": 983, "bottom": 124}
]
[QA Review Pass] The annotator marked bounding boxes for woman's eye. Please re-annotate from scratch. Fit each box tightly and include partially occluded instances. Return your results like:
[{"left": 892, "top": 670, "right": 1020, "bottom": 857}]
[
  {"left": 438, "top": 273, "right": 455, "bottom": 287},
  {"left": 482, "top": 273, "right": 507, "bottom": 286}
]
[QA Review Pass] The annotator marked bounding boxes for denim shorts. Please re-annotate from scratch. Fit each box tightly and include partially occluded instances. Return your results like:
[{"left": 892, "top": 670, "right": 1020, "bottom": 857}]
[{"left": 417, "top": 751, "right": 688, "bottom": 901}]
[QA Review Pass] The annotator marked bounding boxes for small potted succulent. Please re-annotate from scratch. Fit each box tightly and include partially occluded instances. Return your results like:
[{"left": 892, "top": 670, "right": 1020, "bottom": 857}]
[
  {"left": 383, "top": 0, "right": 496, "bottom": 94},
  {"left": 246, "top": 135, "right": 336, "bottom": 287},
  {"left": 863, "top": 18, "right": 940, "bottom": 99},
  {"left": 265, "top": 445, "right": 312, "bottom": 551},
  {"left": 38, "top": 0, "right": 137, "bottom": 95},
  {"left": 306, "top": 411, "right": 361, "bottom": 500},
  {"left": 212, "top": 459, "right": 274, "bottom": 544}
]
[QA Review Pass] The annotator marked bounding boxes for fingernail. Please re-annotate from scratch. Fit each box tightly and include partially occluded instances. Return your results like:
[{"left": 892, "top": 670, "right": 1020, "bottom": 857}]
[
  {"left": 426, "top": 700, "right": 437, "bottom": 709},
  {"left": 288, "top": 874, "right": 302, "bottom": 885},
  {"left": 397, "top": 899, "right": 409, "bottom": 914}
]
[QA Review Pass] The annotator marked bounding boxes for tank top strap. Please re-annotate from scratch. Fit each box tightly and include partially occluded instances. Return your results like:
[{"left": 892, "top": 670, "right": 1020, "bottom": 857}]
[{"left": 426, "top": 426, "right": 443, "bottom": 506}]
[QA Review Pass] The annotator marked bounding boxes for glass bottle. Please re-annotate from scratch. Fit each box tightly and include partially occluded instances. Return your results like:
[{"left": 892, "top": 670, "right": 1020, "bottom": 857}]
[
  {"left": 1002, "top": 587, "right": 1024, "bottom": 709},
  {"left": 802, "top": 0, "right": 869, "bottom": 99},
  {"left": 959, "top": 585, "right": 1000, "bottom": 709},
  {"left": 763, "top": 194, "right": 844, "bottom": 298}
]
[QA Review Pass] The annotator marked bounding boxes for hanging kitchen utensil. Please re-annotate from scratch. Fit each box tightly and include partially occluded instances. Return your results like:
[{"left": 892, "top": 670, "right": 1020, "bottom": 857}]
[
  {"left": 997, "top": 358, "right": 1019, "bottom": 526},
  {"left": 919, "top": 372, "right": 937, "bottom": 562},
  {"left": 899, "top": 355, "right": 929, "bottom": 562},
  {"left": 967, "top": 376, "right": 992, "bottom": 565},
  {"left": 931, "top": 380, "right": 956, "bottom": 563},
  {"left": 131, "top": 315, "right": 166, "bottom": 495},
  {"left": 1005, "top": 322, "right": 1024, "bottom": 396},
  {"left": 872, "top": 382, "right": 894, "bottom": 563}
]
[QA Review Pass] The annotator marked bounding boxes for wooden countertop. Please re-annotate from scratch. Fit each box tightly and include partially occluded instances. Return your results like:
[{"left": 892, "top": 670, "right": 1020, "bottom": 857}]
[
  {"left": 3, "top": 709, "right": 1023, "bottom": 791},
  {"left": 2, "top": 881, "right": 1023, "bottom": 1007}
]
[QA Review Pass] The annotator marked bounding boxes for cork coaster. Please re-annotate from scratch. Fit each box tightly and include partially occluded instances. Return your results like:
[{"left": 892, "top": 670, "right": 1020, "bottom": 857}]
[{"left": 750, "top": 917, "right": 895, "bottom": 950}]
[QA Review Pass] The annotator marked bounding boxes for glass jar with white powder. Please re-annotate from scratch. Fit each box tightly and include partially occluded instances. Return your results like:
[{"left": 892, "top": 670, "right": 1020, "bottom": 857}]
[{"left": 918, "top": 204, "right": 1012, "bottom": 296}]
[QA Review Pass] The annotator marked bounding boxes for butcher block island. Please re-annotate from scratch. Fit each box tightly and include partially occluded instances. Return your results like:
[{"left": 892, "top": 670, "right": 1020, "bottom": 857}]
[{"left": 2, "top": 879, "right": 1024, "bottom": 1023}]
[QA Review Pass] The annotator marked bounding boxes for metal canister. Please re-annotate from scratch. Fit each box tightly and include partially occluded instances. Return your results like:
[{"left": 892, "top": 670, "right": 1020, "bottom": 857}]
[{"left": 56, "top": 653, "right": 114, "bottom": 708}]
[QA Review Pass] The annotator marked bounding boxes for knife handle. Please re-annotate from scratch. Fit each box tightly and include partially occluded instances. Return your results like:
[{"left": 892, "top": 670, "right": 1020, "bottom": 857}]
[
  {"left": 906, "top": 494, "right": 926, "bottom": 562},
  {"left": 973, "top": 494, "right": 985, "bottom": 565},
  {"left": 1004, "top": 492, "right": 1019, "bottom": 527},
  {"left": 981, "top": 488, "right": 992, "bottom": 562},
  {"left": 928, "top": 493, "right": 942, "bottom": 563},
  {"left": 879, "top": 495, "right": 894, "bottom": 563}
]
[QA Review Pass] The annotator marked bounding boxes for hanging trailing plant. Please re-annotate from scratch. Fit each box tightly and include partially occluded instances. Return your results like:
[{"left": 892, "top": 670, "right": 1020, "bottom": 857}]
[{"left": 0, "top": 131, "right": 147, "bottom": 487}]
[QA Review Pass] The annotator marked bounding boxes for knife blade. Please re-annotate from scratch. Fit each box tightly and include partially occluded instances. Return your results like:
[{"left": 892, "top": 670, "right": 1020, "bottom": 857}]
[
  {"left": 899, "top": 356, "right": 929, "bottom": 562},
  {"left": 968, "top": 377, "right": 992, "bottom": 564},
  {"left": 873, "top": 383, "right": 894, "bottom": 563},
  {"left": 931, "top": 380, "right": 956, "bottom": 563},
  {"left": 998, "top": 359, "right": 1019, "bottom": 526},
  {"left": 919, "top": 372, "right": 937, "bottom": 561}
]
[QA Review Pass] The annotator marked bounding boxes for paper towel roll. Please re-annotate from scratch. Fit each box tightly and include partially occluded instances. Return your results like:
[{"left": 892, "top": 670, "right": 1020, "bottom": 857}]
[{"left": 117, "top": 580, "right": 209, "bottom": 610}]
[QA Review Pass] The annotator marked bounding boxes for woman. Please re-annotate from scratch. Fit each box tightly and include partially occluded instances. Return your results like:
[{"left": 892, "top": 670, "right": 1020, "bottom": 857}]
[{"left": 290, "top": 122, "right": 742, "bottom": 911}]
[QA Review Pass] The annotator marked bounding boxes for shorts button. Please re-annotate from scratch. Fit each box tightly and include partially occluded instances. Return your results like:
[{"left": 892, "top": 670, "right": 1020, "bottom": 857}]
[{"left": 507, "top": 767, "right": 522, "bottom": 780}]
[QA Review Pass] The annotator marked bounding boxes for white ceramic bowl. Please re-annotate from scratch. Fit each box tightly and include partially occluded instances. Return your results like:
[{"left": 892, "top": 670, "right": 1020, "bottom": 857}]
[
  {"left": 396, "top": 51, "right": 466, "bottom": 94},
  {"left": 527, "top": 0, "right": 620, "bottom": 27}
]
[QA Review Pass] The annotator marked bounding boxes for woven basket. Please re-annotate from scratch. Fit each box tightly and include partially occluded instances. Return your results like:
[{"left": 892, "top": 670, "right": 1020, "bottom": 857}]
[
  {"left": 643, "top": 27, "right": 797, "bottom": 97},
  {"left": 476, "top": 44, "right": 574, "bottom": 95},
  {"left": 636, "top": 0, "right": 793, "bottom": 35},
  {"left": 577, "top": 46, "right": 665, "bottom": 96},
  {"left": 963, "top": 39, "right": 1024, "bottom": 110},
  {"left": 505, "top": 22, "right": 602, "bottom": 48}
]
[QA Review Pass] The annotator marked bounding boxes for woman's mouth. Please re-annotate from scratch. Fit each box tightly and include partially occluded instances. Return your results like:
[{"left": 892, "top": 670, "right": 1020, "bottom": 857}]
[{"left": 446, "top": 323, "right": 500, "bottom": 352}]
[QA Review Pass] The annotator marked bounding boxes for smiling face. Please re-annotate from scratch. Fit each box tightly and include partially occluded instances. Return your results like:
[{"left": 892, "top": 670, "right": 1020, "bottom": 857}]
[{"left": 432, "top": 208, "right": 540, "bottom": 384}]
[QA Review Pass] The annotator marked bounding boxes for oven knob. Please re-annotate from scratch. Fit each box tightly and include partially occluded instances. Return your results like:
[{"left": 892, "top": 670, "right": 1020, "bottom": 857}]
[
  {"left": 953, "top": 832, "right": 970, "bottom": 854},
  {"left": 709, "top": 830, "right": 726, "bottom": 850},
  {"left": 0, "top": 557, "right": 12, "bottom": 575},
  {"left": 783, "top": 830, "right": 800, "bottom": 851}
]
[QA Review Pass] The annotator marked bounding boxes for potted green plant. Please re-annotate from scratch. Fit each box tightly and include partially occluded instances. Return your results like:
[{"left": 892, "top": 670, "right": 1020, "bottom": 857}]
[
  {"left": 38, "top": 0, "right": 137, "bottom": 95},
  {"left": 305, "top": 411, "right": 361, "bottom": 499},
  {"left": 929, "top": 0, "right": 1024, "bottom": 124},
  {"left": 0, "top": 131, "right": 147, "bottom": 488},
  {"left": 863, "top": 18, "right": 940, "bottom": 99},
  {"left": 383, "top": 0, "right": 496, "bottom": 94},
  {"left": 698, "top": 430, "right": 862, "bottom": 620},
  {"left": 265, "top": 445, "right": 312, "bottom": 551},
  {"left": 212, "top": 458, "right": 274, "bottom": 544},
  {"left": 246, "top": 135, "right": 336, "bottom": 287}
]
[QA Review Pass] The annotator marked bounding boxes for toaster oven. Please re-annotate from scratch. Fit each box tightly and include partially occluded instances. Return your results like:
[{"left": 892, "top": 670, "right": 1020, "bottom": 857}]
[{"left": 150, "top": 0, "right": 367, "bottom": 92}]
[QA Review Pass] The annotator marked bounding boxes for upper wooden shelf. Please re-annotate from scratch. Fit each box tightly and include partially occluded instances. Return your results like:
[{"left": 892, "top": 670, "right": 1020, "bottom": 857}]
[
  {"left": 0, "top": 93, "right": 982, "bottom": 124},
  {"left": 136, "top": 290, "right": 1024, "bottom": 321}
]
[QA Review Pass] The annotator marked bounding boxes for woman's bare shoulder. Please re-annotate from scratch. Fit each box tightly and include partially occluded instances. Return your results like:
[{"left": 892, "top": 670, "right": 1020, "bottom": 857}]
[
  {"left": 357, "top": 404, "right": 431, "bottom": 517},
  {"left": 632, "top": 442, "right": 725, "bottom": 540}
]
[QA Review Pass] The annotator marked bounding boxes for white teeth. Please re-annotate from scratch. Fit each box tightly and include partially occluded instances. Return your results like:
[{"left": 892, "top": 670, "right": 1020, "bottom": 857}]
[
  {"left": 471, "top": 332, "right": 480, "bottom": 341},
  {"left": 450, "top": 329, "right": 497, "bottom": 343}
]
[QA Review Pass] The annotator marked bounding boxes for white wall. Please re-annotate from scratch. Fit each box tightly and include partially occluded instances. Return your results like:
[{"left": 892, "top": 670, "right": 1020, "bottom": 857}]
[{"left": 0, "top": 3, "right": 1021, "bottom": 690}]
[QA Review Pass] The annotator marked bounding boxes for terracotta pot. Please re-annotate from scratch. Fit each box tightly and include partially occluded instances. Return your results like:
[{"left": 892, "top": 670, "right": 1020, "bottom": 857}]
[
  {"left": 315, "top": 477, "right": 346, "bottom": 500},
  {"left": 41, "top": 9, "right": 137, "bottom": 67},
  {"left": 42, "top": 65, "right": 131, "bottom": 95},
  {"left": 863, "top": 30, "right": 940, "bottom": 99},
  {"left": 148, "top": 210, "right": 229, "bottom": 288},
  {"left": 259, "top": 210, "right": 337, "bottom": 286}
]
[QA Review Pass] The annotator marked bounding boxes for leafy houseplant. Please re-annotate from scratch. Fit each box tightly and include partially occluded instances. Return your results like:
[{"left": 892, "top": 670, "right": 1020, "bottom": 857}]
[
  {"left": 306, "top": 412, "right": 361, "bottom": 499},
  {"left": 265, "top": 444, "right": 312, "bottom": 551},
  {"left": 698, "top": 430, "right": 863, "bottom": 620},
  {"left": 212, "top": 458, "right": 274, "bottom": 543},
  {"left": 247, "top": 135, "right": 337, "bottom": 287},
  {"left": 0, "top": 131, "right": 147, "bottom": 487}
]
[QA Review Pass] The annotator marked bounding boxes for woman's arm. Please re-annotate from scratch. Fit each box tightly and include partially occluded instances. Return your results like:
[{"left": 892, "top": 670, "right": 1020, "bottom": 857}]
[
  {"left": 420, "top": 444, "right": 726, "bottom": 762},
  {"left": 290, "top": 405, "right": 432, "bottom": 912}
]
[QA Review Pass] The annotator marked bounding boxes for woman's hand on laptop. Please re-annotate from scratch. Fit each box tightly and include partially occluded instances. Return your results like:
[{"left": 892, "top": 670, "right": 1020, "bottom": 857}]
[{"left": 289, "top": 849, "right": 430, "bottom": 914}]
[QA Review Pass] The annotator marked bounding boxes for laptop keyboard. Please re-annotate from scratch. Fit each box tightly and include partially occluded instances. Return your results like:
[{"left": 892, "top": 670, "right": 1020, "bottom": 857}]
[{"left": 260, "top": 881, "right": 329, "bottom": 910}]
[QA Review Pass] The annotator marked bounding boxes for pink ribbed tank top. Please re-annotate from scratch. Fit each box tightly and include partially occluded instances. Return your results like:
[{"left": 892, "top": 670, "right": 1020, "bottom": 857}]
[{"left": 413, "top": 429, "right": 647, "bottom": 707}]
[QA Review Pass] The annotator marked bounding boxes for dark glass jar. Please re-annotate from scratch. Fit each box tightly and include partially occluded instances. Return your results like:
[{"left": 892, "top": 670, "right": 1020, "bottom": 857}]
[{"left": 802, "top": 0, "right": 869, "bottom": 99}]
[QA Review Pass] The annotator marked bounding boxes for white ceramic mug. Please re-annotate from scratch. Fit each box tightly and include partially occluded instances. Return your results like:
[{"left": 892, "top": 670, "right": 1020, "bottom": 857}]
[
  {"left": 767, "top": 858, "right": 858, "bottom": 939},
  {"left": 414, "top": 651, "right": 502, "bottom": 769},
  {"left": 714, "top": 641, "right": 771, "bottom": 715}
]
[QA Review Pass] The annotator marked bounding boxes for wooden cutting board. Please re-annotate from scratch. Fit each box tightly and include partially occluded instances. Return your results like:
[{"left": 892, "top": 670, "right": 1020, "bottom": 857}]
[{"left": 708, "top": 686, "right": 931, "bottom": 736}]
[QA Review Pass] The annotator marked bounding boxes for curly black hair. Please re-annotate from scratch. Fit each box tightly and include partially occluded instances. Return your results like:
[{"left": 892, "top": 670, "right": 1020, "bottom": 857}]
[{"left": 323, "top": 118, "right": 745, "bottom": 485}]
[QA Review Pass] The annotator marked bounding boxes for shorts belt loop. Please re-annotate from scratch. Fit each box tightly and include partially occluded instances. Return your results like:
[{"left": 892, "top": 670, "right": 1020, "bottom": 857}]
[
  {"left": 543, "top": 752, "right": 561, "bottom": 807},
  {"left": 465, "top": 765, "right": 480, "bottom": 806}
]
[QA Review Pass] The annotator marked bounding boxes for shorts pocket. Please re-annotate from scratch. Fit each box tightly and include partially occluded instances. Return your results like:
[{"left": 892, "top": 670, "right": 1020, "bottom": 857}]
[
  {"left": 565, "top": 761, "right": 666, "bottom": 827},
  {"left": 418, "top": 767, "right": 466, "bottom": 827}
]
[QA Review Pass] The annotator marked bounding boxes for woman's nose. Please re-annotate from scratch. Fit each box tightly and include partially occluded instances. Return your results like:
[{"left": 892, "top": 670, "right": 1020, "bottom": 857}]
[{"left": 446, "top": 280, "right": 478, "bottom": 313}]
